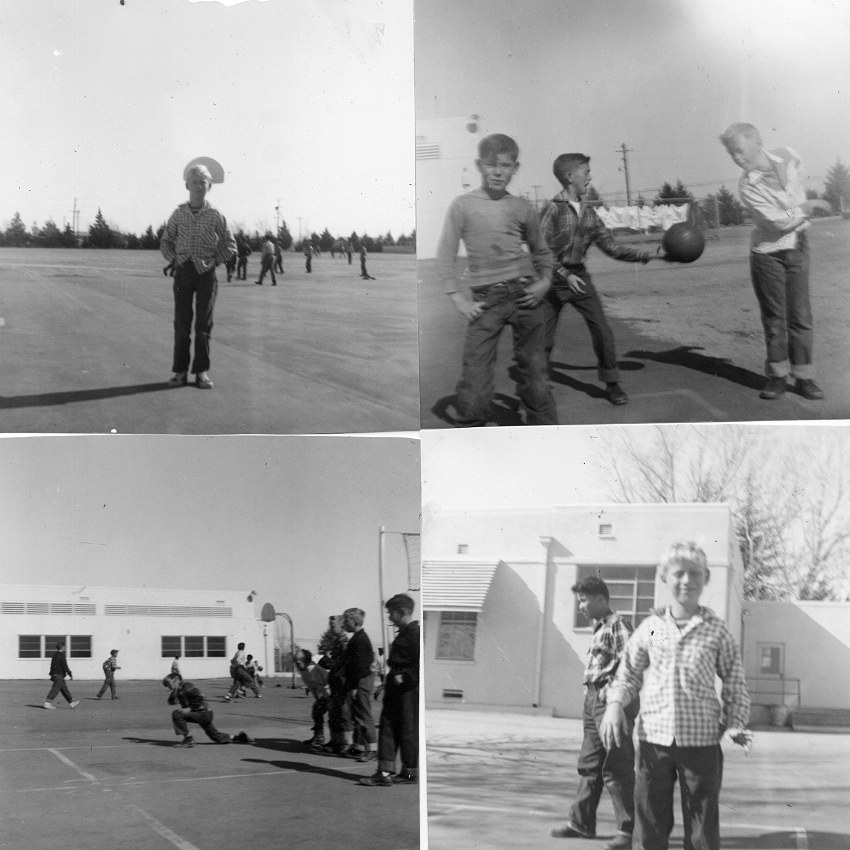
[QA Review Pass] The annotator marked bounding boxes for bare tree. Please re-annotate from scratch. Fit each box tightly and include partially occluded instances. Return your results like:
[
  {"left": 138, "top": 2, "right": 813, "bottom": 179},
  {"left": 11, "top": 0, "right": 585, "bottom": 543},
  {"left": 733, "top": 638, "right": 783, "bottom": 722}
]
[{"left": 598, "top": 425, "right": 850, "bottom": 601}]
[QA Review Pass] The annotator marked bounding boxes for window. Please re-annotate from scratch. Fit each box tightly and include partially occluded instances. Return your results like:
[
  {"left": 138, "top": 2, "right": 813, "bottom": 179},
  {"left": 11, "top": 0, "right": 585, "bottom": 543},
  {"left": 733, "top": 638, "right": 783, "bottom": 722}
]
[
  {"left": 436, "top": 611, "right": 477, "bottom": 661},
  {"left": 206, "top": 636, "right": 226, "bottom": 657},
  {"left": 162, "top": 636, "right": 181, "bottom": 658},
  {"left": 161, "top": 635, "right": 227, "bottom": 658},
  {"left": 46, "top": 635, "right": 66, "bottom": 654},
  {"left": 759, "top": 643, "right": 784, "bottom": 676},
  {"left": 574, "top": 566, "right": 656, "bottom": 627},
  {"left": 18, "top": 635, "right": 41, "bottom": 658},
  {"left": 184, "top": 636, "right": 205, "bottom": 658},
  {"left": 598, "top": 523, "right": 614, "bottom": 537},
  {"left": 69, "top": 635, "right": 91, "bottom": 658}
]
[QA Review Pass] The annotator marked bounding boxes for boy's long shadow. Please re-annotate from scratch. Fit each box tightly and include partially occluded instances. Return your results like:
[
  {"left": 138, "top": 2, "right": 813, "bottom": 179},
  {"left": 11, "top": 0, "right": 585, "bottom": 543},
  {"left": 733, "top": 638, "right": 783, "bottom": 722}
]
[
  {"left": 242, "top": 738, "right": 366, "bottom": 781},
  {"left": 622, "top": 346, "right": 764, "bottom": 390},
  {"left": 124, "top": 736, "right": 188, "bottom": 748},
  {"left": 538, "top": 360, "right": 644, "bottom": 403},
  {"left": 722, "top": 831, "right": 850, "bottom": 849},
  {"left": 0, "top": 382, "right": 171, "bottom": 410}
]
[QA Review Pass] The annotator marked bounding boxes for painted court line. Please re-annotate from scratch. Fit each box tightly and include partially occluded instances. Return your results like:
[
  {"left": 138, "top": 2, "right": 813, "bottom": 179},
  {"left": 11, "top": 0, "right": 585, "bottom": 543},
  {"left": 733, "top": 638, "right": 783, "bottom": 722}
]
[
  {"left": 127, "top": 804, "right": 202, "bottom": 850},
  {"left": 46, "top": 748, "right": 98, "bottom": 783}
]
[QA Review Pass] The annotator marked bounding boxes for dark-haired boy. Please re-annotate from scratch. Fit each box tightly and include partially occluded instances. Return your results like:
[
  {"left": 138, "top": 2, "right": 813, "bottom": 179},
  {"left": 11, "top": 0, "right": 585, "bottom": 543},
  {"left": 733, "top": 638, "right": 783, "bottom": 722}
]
[
  {"left": 359, "top": 594, "right": 420, "bottom": 787},
  {"left": 436, "top": 133, "right": 556, "bottom": 426},
  {"left": 551, "top": 576, "right": 636, "bottom": 849},
  {"left": 43, "top": 642, "right": 79, "bottom": 710},
  {"left": 162, "top": 675, "right": 252, "bottom": 748},
  {"left": 541, "top": 153, "right": 667, "bottom": 407}
]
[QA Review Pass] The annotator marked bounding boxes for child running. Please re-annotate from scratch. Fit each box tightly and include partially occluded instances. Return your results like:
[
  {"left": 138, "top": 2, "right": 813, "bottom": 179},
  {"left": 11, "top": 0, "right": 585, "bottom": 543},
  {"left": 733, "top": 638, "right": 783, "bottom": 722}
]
[{"left": 435, "top": 133, "right": 556, "bottom": 426}]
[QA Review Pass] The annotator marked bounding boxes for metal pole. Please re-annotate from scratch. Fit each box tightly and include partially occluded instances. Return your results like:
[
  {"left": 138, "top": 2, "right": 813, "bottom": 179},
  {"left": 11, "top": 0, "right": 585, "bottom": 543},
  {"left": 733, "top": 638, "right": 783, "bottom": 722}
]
[
  {"left": 378, "top": 526, "right": 387, "bottom": 659},
  {"left": 276, "top": 612, "right": 296, "bottom": 688},
  {"left": 617, "top": 143, "right": 633, "bottom": 207}
]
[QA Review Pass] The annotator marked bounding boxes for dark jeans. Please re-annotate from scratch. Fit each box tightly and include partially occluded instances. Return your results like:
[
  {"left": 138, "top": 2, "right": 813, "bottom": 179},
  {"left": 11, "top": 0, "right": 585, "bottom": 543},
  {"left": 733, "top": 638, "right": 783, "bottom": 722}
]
[
  {"left": 749, "top": 233, "right": 813, "bottom": 378},
  {"left": 544, "top": 268, "right": 620, "bottom": 383},
  {"left": 348, "top": 676, "right": 377, "bottom": 745},
  {"left": 305, "top": 255, "right": 312, "bottom": 273},
  {"left": 46, "top": 675, "right": 73, "bottom": 703},
  {"left": 228, "top": 667, "right": 258, "bottom": 697},
  {"left": 455, "top": 280, "right": 557, "bottom": 426},
  {"left": 171, "top": 707, "right": 231, "bottom": 743},
  {"left": 569, "top": 687, "right": 637, "bottom": 836},
  {"left": 97, "top": 672, "right": 116, "bottom": 698},
  {"left": 172, "top": 261, "right": 217, "bottom": 374},
  {"left": 237, "top": 256, "right": 248, "bottom": 279},
  {"left": 377, "top": 681, "right": 418, "bottom": 774},
  {"left": 328, "top": 678, "right": 347, "bottom": 745},
  {"left": 634, "top": 740, "right": 723, "bottom": 850},
  {"left": 257, "top": 255, "right": 277, "bottom": 285},
  {"left": 311, "top": 694, "right": 329, "bottom": 738}
]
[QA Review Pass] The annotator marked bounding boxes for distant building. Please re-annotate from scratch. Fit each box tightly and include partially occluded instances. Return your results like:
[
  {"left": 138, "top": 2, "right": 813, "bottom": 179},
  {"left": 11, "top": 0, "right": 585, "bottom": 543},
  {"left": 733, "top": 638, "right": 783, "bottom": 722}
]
[{"left": 0, "top": 584, "right": 268, "bottom": 680}]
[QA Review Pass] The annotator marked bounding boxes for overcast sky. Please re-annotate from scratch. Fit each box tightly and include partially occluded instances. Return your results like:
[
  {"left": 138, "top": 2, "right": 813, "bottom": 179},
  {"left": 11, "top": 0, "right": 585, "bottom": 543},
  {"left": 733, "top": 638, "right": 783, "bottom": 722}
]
[
  {"left": 416, "top": 0, "right": 850, "bottom": 205},
  {"left": 0, "top": 434, "right": 421, "bottom": 648},
  {"left": 1, "top": 0, "right": 413, "bottom": 239}
]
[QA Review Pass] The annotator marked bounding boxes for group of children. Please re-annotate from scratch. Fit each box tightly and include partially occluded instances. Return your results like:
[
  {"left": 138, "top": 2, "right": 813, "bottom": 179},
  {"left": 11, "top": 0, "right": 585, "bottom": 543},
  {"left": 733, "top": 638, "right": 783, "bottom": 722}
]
[
  {"left": 222, "top": 642, "right": 264, "bottom": 701},
  {"left": 551, "top": 542, "right": 752, "bottom": 850},
  {"left": 294, "top": 595, "right": 419, "bottom": 785},
  {"left": 437, "top": 124, "right": 828, "bottom": 426}
]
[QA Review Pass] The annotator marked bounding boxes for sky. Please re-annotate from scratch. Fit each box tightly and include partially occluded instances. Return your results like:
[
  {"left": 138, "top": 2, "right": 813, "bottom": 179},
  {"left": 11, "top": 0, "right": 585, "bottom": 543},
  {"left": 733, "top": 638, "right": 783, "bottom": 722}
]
[
  {"left": 0, "top": 433, "right": 421, "bottom": 649},
  {"left": 415, "top": 0, "right": 850, "bottom": 205},
  {"left": 1, "top": 0, "right": 414, "bottom": 239}
]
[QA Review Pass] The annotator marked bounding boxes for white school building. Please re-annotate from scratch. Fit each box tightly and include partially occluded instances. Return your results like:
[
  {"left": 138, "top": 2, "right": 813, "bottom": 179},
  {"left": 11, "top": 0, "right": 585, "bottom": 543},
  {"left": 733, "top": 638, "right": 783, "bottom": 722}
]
[
  {"left": 422, "top": 503, "right": 850, "bottom": 722},
  {"left": 0, "top": 583, "right": 271, "bottom": 681}
]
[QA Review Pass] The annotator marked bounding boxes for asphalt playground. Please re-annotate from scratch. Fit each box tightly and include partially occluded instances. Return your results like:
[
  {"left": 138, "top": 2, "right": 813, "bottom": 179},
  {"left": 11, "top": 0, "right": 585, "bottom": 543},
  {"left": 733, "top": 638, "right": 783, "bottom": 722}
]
[
  {"left": 0, "top": 249, "right": 418, "bottom": 435},
  {"left": 0, "top": 678, "right": 418, "bottom": 850},
  {"left": 426, "top": 708, "right": 850, "bottom": 850},
  {"left": 420, "top": 218, "right": 850, "bottom": 428}
]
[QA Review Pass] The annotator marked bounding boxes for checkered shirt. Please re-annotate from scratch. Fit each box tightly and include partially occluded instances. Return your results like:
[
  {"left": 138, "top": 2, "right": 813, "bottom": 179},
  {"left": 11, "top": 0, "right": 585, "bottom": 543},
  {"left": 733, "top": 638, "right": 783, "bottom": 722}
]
[
  {"left": 540, "top": 190, "right": 650, "bottom": 268},
  {"left": 160, "top": 201, "right": 236, "bottom": 274},
  {"left": 584, "top": 612, "right": 633, "bottom": 690},
  {"left": 607, "top": 606, "right": 751, "bottom": 747}
]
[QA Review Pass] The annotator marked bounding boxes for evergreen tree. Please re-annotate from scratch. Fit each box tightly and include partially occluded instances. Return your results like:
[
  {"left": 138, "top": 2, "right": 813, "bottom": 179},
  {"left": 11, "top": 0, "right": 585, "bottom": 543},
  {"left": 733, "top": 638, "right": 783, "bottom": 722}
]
[
  {"left": 140, "top": 225, "right": 158, "bottom": 250},
  {"left": 822, "top": 158, "right": 850, "bottom": 214},
  {"left": 37, "top": 219, "right": 64, "bottom": 247},
  {"left": 5, "top": 212, "right": 28, "bottom": 247},
  {"left": 319, "top": 228, "right": 334, "bottom": 252},
  {"left": 61, "top": 222, "right": 77, "bottom": 248},
  {"left": 277, "top": 221, "right": 293, "bottom": 251},
  {"left": 716, "top": 185, "right": 744, "bottom": 225},
  {"left": 88, "top": 208, "right": 116, "bottom": 248},
  {"left": 655, "top": 179, "right": 694, "bottom": 206}
]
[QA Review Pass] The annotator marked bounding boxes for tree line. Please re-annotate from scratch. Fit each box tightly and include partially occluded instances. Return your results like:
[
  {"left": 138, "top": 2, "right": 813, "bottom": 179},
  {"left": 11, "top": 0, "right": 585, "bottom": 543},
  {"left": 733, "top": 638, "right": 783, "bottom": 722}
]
[{"left": 0, "top": 208, "right": 416, "bottom": 253}]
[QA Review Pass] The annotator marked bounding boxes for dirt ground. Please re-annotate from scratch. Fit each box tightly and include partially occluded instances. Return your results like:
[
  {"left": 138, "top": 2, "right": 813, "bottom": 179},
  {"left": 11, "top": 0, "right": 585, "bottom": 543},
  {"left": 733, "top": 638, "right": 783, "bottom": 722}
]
[{"left": 419, "top": 217, "right": 850, "bottom": 427}]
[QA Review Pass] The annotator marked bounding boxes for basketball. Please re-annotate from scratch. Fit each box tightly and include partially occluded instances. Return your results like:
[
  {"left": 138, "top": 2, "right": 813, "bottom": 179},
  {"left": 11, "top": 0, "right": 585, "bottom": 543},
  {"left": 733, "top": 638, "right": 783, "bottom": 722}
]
[{"left": 662, "top": 223, "right": 705, "bottom": 263}]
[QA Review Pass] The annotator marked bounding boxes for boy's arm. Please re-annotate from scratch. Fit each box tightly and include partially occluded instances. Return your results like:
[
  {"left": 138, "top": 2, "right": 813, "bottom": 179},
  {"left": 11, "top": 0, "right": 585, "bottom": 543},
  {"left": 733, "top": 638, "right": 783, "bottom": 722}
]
[
  {"left": 740, "top": 176, "right": 808, "bottom": 236},
  {"left": 516, "top": 202, "right": 553, "bottom": 308},
  {"left": 589, "top": 210, "right": 653, "bottom": 264},
  {"left": 600, "top": 625, "right": 648, "bottom": 748},
  {"left": 717, "top": 629, "right": 751, "bottom": 733},
  {"left": 160, "top": 212, "right": 179, "bottom": 263},
  {"left": 216, "top": 216, "right": 237, "bottom": 265},
  {"left": 436, "top": 199, "right": 485, "bottom": 320}
]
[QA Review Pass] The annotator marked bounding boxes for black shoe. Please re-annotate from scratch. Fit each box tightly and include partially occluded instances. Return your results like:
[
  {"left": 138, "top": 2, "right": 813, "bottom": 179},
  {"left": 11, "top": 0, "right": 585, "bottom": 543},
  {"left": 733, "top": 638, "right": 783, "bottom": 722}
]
[
  {"left": 759, "top": 376, "right": 787, "bottom": 399},
  {"left": 796, "top": 378, "right": 824, "bottom": 400},
  {"left": 358, "top": 771, "right": 393, "bottom": 787},
  {"left": 606, "top": 383, "right": 628, "bottom": 405},
  {"left": 175, "top": 737, "right": 194, "bottom": 748},
  {"left": 391, "top": 772, "right": 418, "bottom": 784},
  {"left": 550, "top": 821, "right": 595, "bottom": 839}
]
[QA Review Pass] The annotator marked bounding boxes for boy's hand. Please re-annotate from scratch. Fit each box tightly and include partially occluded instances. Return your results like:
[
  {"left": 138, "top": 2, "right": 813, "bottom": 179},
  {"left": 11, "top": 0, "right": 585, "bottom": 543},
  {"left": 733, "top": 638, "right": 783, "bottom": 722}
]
[
  {"left": 727, "top": 728, "right": 754, "bottom": 754},
  {"left": 599, "top": 702, "right": 627, "bottom": 749},
  {"left": 516, "top": 277, "right": 551, "bottom": 307},
  {"left": 449, "top": 292, "right": 485, "bottom": 321}
]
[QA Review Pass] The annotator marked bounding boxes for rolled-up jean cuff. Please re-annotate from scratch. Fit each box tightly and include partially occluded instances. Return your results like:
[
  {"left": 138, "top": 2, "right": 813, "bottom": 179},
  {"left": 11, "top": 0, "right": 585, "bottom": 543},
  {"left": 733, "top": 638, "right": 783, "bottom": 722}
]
[
  {"left": 790, "top": 363, "right": 815, "bottom": 379},
  {"left": 765, "top": 359, "right": 791, "bottom": 378}
]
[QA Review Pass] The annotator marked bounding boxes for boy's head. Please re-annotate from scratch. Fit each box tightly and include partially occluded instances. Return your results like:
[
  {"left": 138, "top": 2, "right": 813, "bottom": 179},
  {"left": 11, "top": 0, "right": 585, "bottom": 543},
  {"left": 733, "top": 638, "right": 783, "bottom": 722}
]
[
  {"left": 342, "top": 607, "right": 365, "bottom": 632},
  {"left": 659, "top": 541, "right": 710, "bottom": 605},
  {"left": 162, "top": 673, "right": 181, "bottom": 691},
  {"left": 237, "top": 642, "right": 245, "bottom": 651},
  {"left": 185, "top": 165, "right": 213, "bottom": 203},
  {"left": 385, "top": 593, "right": 415, "bottom": 628},
  {"left": 476, "top": 133, "right": 520, "bottom": 195},
  {"left": 328, "top": 614, "right": 344, "bottom": 635},
  {"left": 719, "top": 123, "right": 764, "bottom": 172},
  {"left": 294, "top": 648, "right": 312, "bottom": 670},
  {"left": 110, "top": 649, "right": 118, "bottom": 656},
  {"left": 570, "top": 575, "right": 610, "bottom": 622},
  {"left": 553, "top": 153, "right": 592, "bottom": 196}
]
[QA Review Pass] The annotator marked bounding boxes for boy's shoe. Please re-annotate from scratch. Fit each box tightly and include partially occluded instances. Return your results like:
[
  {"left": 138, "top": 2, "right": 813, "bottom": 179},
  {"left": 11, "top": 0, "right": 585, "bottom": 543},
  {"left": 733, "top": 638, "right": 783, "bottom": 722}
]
[
  {"left": 604, "top": 834, "right": 633, "bottom": 850},
  {"left": 759, "top": 376, "right": 787, "bottom": 399},
  {"left": 69, "top": 700, "right": 80, "bottom": 709},
  {"left": 43, "top": 702, "right": 56, "bottom": 710},
  {"left": 606, "top": 383, "right": 628, "bottom": 406},
  {"left": 223, "top": 694, "right": 232, "bottom": 702},
  {"left": 95, "top": 695, "right": 102, "bottom": 699},
  {"left": 796, "top": 378, "right": 824, "bottom": 400},
  {"left": 357, "top": 750, "right": 377, "bottom": 763},
  {"left": 550, "top": 821, "right": 596, "bottom": 839},
  {"left": 168, "top": 372, "right": 188, "bottom": 387},
  {"left": 232, "top": 731, "right": 255, "bottom": 744},
  {"left": 358, "top": 771, "right": 393, "bottom": 787},
  {"left": 392, "top": 772, "right": 418, "bottom": 784},
  {"left": 175, "top": 737, "right": 194, "bottom": 748},
  {"left": 195, "top": 372, "right": 214, "bottom": 389}
]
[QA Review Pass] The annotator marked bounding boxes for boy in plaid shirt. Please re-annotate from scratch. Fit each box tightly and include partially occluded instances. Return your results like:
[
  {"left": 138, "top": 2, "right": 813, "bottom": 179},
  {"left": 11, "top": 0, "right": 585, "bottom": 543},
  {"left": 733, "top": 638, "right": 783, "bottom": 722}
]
[
  {"left": 550, "top": 577, "right": 636, "bottom": 849},
  {"left": 600, "top": 542, "right": 752, "bottom": 850},
  {"left": 161, "top": 163, "right": 236, "bottom": 390}
]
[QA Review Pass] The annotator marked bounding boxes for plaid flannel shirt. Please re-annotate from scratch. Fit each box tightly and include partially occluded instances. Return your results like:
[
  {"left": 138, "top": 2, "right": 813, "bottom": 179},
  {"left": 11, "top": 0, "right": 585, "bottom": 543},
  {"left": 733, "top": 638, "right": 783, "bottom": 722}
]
[
  {"left": 584, "top": 612, "right": 633, "bottom": 695},
  {"left": 540, "top": 190, "right": 650, "bottom": 269},
  {"left": 160, "top": 201, "right": 236, "bottom": 274},
  {"left": 102, "top": 656, "right": 118, "bottom": 673},
  {"left": 607, "top": 606, "right": 750, "bottom": 747}
]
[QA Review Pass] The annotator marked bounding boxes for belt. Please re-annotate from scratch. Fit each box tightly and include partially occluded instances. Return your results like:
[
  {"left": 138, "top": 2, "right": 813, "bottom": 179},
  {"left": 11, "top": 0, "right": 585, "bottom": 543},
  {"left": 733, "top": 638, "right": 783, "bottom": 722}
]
[{"left": 471, "top": 276, "right": 530, "bottom": 292}]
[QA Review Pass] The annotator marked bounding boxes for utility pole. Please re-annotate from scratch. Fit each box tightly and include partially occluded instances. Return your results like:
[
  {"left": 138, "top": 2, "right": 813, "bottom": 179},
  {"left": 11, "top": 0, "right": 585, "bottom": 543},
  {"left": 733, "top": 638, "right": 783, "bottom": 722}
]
[
  {"left": 275, "top": 200, "right": 280, "bottom": 235},
  {"left": 71, "top": 198, "right": 79, "bottom": 240},
  {"left": 532, "top": 184, "right": 541, "bottom": 210},
  {"left": 617, "top": 143, "right": 633, "bottom": 206},
  {"left": 297, "top": 216, "right": 303, "bottom": 241}
]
